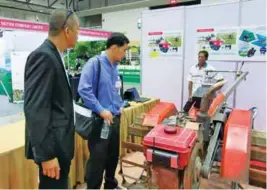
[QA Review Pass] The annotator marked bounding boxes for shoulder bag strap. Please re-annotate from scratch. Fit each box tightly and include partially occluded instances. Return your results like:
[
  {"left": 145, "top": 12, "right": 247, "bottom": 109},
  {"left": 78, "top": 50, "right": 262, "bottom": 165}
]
[{"left": 95, "top": 56, "right": 101, "bottom": 99}]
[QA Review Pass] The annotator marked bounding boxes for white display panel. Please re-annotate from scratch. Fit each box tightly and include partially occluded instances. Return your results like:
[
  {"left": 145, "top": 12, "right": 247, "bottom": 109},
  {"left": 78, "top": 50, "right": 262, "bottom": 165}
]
[
  {"left": 183, "top": 2, "right": 240, "bottom": 108},
  {"left": 141, "top": 7, "right": 185, "bottom": 109},
  {"left": 10, "top": 51, "right": 30, "bottom": 91},
  {"left": 235, "top": 0, "right": 266, "bottom": 131},
  {"left": 141, "top": 0, "right": 266, "bottom": 130}
]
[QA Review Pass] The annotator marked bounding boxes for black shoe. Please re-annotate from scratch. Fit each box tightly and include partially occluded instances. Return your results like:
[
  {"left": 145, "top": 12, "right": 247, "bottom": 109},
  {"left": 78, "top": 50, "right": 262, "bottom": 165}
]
[{"left": 104, "top": 177, "right": 120, "bottom": 189}]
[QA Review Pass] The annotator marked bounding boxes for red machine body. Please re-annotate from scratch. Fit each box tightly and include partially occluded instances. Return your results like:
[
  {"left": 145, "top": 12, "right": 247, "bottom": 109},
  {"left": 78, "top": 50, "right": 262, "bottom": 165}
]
[
  {"left": 142, "top": 102, "right": 177, "bottom": 127},
  {"left": 143, "top": 124, "right": 198, "bottom": 189},
  {"left": 221, "top": 109, "right": 252, "bottom": 183},
  {"left": 143, "top": 124, "right": 197, "bottom": 170}
]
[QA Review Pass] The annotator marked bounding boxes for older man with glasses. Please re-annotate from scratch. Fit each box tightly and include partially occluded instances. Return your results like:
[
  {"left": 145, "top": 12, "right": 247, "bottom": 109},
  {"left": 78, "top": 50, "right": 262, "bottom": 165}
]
[{"left": 24, "top": 9, "right": 79, "bottom": 189}]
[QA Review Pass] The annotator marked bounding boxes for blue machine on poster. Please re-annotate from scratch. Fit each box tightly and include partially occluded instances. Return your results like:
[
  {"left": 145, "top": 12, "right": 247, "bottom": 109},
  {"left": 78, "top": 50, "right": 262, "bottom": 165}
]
[{"left": 238, "top": 27, "right": 266, "bottom": 60}]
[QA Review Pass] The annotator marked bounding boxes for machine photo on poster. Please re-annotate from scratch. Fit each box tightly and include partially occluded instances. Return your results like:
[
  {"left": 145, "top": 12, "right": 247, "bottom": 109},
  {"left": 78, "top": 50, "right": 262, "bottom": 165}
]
[
  {"left": 148, "top": 30, "right": 183, "bottom": 59},
  {"left": 238, "top": 26, "right": 266, "bottom": 61},
  {"left": 196, "top": 27, "right": 238, "bottom": 61}
]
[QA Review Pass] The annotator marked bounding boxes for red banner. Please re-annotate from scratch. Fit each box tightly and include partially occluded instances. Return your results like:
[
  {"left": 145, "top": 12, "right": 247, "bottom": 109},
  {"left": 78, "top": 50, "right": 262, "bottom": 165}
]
[
  {"left": 0, "top": 18, "right": 48, "bottom": 32},
  {"left": 197, "top": 28, "right": 215, "bottom": 32},
  {"left": 79, "top": 29, "right": 111, "bottom": 38},
  {"left": 148, "top": 32, "right": 163, "bottom": 36},
  {"left": 0, "top": 18, "right": 111, "bottom": 38}
]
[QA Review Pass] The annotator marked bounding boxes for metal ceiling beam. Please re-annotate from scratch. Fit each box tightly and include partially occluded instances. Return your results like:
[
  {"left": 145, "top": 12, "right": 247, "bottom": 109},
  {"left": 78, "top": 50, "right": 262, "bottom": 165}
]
[
  {"left": 65, "top": 0, "right": 68, "bottom": 8},
  {"left": 77, "top": 0, "right": 194, "bottom": 17},
  {"left": 48, "top": 0, "right": 59, "bottom": 8},
  {"left": 0, "top": 4, "right": 50, "bottom": 14},
  {"left": 68, "top": 0, "right": 72, "bottom": 7},
  {"left": 6, "top": 0, "right": 55, "bottom": 9}
]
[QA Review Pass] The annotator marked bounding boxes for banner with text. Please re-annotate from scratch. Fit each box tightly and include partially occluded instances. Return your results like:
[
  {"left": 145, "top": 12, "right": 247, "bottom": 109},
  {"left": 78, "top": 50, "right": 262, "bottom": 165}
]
[
  {"left": 148, "top": 30, "right": 183, "bottom": 59},
  {"left": 196, "top": 27, "right": 238, "bottom": 61},
  {"left": 118, "top": 65, "right": 140, "bottom": 83},
  {"left": 0, "top": 18, "right": 111, "bottom": 38},
  {"left": 196, "top": 26, "right": 266, "bottom": 61}
]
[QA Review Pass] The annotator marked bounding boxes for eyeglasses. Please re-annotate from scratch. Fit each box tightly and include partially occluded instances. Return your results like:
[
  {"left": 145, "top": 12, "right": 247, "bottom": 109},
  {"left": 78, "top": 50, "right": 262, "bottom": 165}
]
[{"left": 61, "top": 9, "right": 74, "bottom": 28}]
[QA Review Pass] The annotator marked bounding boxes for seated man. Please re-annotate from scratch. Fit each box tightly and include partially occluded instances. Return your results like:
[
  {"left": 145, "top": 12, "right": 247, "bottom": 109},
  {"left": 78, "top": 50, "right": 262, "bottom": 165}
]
[{"left": 184, "top": 50, "right": 223, "bottom": 113}]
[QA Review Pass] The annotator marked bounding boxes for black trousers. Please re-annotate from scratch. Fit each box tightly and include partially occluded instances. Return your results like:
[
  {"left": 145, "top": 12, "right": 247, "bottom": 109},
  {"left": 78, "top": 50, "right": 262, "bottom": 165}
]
[
  {"left": 183, "top": 96, "right": 202, "bottom": 113},
  {"left": 86, "top": 116, "right": 120, "bottom": 189},
  {"left": 38, "top": 158, "right": 71, "bottom": 189}
]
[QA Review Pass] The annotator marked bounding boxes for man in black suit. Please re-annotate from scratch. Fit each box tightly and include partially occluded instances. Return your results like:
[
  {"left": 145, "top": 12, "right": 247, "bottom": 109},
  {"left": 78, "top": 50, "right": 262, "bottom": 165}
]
[{"left": 24, "top": 9, "right": 79, "bottom": 189}]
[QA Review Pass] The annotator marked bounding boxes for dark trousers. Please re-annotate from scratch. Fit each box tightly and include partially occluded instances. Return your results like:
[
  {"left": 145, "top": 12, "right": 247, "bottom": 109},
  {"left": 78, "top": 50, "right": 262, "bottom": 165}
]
[
  {"left": 183, "top": 97, "right": 202, "bottom": 113},
  {"left": 86, "top": 116, "right": 120, "bottom": 189},
  {"left": 38, "top": 158, "right": 71, "bottom": 189}
]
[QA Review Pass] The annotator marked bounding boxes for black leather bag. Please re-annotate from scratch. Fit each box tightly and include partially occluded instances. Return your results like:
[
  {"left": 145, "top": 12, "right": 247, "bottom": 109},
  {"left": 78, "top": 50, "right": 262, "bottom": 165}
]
[{"left": 74, "top": 56, "right": 103, "bottom": 140}]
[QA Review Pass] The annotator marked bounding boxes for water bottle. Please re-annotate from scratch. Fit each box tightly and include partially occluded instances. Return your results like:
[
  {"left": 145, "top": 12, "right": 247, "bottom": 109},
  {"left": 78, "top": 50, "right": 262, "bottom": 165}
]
[
  {"left": 115, "top": 76, "right": 122, "bottom": 96},
  {"left": 100, "top": 120, "right": 110, "bottom": 139}
]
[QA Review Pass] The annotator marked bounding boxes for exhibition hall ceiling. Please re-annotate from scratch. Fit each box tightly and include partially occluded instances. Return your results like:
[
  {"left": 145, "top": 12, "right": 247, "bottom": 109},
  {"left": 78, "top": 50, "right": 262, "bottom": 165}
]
[
  {"left": 0, "top": 0, "right": 197, "bottom": 15},
  {"left": 0, "top": 0, "right": 67, "bottom": 14}
]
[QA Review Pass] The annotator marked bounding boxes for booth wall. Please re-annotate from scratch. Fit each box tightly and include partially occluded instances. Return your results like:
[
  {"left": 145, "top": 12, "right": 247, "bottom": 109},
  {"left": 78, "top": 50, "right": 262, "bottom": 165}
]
[
  {"left": 183, "top": 2, "right": 240, "bottom": 110},
  {"left": 141, "top": 0, "right": 266, "bottom": 131},
  {"left": 141, "top": 7, "right": 185, "bottom": 109},
  {"left": 235, "top": 0, "right": 266, "bottom": 131},
  {"left": 102, "top": 8, "right": 147, "bottom": 41}
]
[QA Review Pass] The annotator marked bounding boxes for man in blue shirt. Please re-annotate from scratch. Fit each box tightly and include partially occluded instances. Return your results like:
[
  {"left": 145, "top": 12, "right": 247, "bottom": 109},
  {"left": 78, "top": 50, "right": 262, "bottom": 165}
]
[{"left": 78, "top": 33, "right": 129, "bottom": 189}]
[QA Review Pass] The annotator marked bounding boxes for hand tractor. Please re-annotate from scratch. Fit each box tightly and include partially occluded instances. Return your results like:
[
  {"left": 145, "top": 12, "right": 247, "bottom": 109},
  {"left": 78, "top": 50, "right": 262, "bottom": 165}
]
[
  {"left": 142, "top": 66, "right": 256, "bottom": 189},
  {"left": 119, "top": 102, "right": 177, "bottom": 188}
]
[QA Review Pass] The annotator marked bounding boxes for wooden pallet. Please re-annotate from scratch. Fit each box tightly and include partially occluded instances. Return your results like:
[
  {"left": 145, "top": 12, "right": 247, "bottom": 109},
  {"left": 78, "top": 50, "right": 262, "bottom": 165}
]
[
  {"left": 249, "top": 130, "right": 266, "bottom": 188},
  {"left": 251, "top": 130, "right": 266, "bottom": 148}
]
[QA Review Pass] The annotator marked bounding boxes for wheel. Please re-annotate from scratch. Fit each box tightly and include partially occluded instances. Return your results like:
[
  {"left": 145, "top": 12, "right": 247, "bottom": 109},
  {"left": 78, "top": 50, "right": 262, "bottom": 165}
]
[
  {"left": 183, "top": 142, "right": 204, "bottom": 189},
  {"left": 231, "top": 181, "right": 240, "bottom": 189},
  {"left": 214, "top": 45, "right": 220, "bottom": 51}
]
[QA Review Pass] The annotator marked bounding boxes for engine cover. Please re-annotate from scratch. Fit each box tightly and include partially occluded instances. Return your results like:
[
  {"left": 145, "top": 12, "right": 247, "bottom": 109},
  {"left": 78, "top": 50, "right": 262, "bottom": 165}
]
[{"left": 143, "top": 124, "right": 197, "bottom": 169}]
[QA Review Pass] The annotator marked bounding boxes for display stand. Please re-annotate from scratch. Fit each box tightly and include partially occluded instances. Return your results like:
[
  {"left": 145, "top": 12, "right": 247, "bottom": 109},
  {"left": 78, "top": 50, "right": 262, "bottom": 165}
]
[
  {"left": 0, "top": 17, "right": 111, "bottom": 103},
  {"left": 141, "top": 0, "right": 266, "bottom": 131}
]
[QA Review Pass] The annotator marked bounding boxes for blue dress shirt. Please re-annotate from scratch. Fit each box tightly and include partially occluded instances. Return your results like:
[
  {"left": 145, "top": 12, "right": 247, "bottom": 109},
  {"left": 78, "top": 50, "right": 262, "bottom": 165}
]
[{"left": 78, "top": 53, "right": 123, "bottom": 116}]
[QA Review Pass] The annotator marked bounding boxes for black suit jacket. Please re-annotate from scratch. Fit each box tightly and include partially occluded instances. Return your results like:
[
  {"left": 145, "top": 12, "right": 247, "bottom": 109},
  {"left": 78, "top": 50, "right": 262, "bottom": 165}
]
[{"left": 24, "top": 39, "right": 74, "bottom": 164}]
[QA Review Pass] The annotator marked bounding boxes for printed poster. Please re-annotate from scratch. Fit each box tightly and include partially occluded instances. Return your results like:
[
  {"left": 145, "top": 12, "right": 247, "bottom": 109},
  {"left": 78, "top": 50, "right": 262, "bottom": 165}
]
[
  {"left": 10, "top": 51, "right": 30, "bottom": 102},
  {"left": 148, "top": 31, "right": 183, "bottom": 59},
  {"left": 238, "top": 26, "right": 266, "bottom": 61},
  {"left": 0, "top": 38, "right": 5, "bottom": 69},
  {"left": 0, "top": 32, "right": 13, "bottom": 99},
  {"left": 196, "top": 28, "right": 238, "bottom": 61}
]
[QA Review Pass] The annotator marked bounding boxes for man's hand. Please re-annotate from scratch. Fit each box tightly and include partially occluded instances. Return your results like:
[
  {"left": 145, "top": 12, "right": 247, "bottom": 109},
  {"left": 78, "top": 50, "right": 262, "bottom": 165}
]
[
  {"left": 41, "top": 158, "right": 60, "bottom": 180},
  {"left": 100, "top": 110, "right": 113, "bottom": 126}
]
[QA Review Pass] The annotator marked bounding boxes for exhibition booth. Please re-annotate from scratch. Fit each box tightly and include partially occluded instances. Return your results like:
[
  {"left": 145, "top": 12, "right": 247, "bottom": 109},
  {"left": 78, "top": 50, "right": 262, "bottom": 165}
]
[
  {"left": 0, "top": 17, "right": 110, "bottom": 103},
  {"left": 0, "top": 0, "right": 266, "bottom": 188},
  {"left": 0, "top": 17, "right": 113, "bottom": 188},
  {"left": 0, "top": 16, "right": 158, "bottom": 189},
  {"left": 141, "top": 0, "right": 266, "bottom": 131}
]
